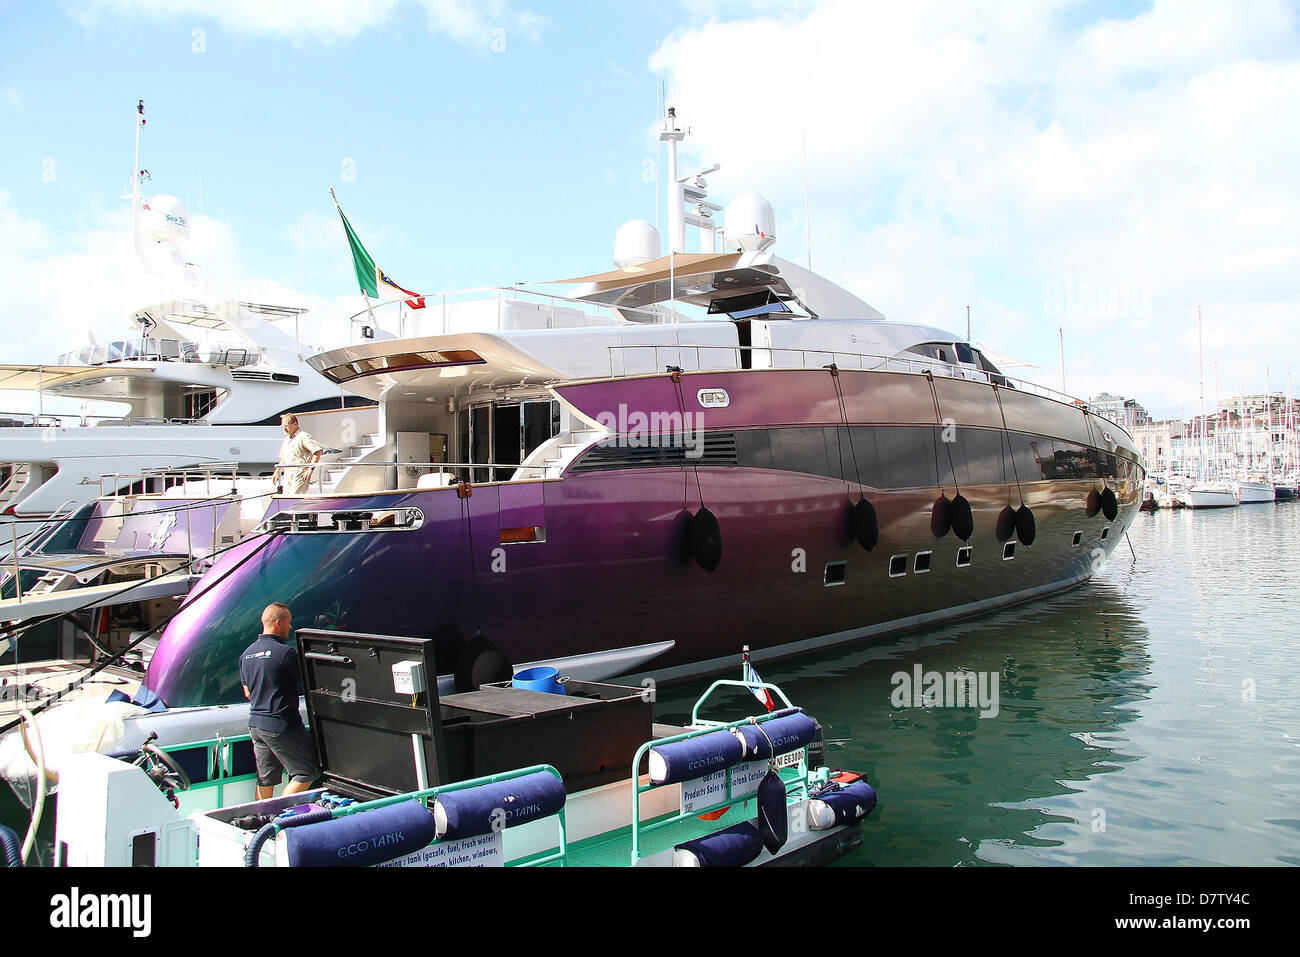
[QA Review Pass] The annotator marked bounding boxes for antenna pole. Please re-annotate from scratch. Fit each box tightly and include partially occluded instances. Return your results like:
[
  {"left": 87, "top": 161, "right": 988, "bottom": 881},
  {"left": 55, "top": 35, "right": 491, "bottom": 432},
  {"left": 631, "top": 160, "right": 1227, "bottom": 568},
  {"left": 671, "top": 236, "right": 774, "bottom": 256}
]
[
  {"left": 660, "top": 107, "right": 685, "bottom": 254},
  {"left": 802, "top": 127, "right": 812, "bottom": 270},
  {"left": 132, "top": 100, "right": 145, "bottom": 268},
  {"left": 1059, "top": 326, "right": 1066, "bottom": 395}
]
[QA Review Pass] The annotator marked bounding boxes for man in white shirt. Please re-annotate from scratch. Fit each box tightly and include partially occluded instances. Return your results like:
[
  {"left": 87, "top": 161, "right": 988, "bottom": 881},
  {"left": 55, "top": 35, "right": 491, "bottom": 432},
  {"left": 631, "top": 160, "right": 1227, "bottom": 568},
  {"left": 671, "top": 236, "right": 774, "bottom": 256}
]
[{"left": 273, "top": 413, "right": 324, "bottom": 494}]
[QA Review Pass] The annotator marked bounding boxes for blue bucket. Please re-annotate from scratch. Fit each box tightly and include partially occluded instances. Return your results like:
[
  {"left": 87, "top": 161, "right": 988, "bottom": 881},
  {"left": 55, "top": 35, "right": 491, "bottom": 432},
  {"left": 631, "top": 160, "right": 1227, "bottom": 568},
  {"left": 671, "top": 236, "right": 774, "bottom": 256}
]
[{"left": 512, "top": 666, "right": 565, "bottom": 695}]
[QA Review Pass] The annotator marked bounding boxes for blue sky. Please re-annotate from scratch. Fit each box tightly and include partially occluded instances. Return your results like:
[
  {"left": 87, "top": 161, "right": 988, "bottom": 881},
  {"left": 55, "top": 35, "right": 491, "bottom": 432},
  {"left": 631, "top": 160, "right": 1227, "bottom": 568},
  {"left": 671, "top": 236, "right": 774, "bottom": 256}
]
[{"left": 2, "top": 0, "right": 1298, "bottom": 419}]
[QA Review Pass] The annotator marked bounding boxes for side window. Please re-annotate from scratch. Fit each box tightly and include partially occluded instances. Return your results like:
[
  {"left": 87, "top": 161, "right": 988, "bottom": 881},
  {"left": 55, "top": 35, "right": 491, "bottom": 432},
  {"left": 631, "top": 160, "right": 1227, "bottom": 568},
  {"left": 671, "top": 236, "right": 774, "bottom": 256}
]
[{"left": 955, "top": 343, "right": 974, "bottom": 365}]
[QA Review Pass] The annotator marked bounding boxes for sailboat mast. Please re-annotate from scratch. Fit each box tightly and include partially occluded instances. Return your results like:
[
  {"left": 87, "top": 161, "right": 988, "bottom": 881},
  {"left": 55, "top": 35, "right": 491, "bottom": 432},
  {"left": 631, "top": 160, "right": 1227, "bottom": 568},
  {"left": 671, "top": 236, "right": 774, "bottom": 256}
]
[{"left": 1197, "top": 308, "right": 1205, "bottom": 483}]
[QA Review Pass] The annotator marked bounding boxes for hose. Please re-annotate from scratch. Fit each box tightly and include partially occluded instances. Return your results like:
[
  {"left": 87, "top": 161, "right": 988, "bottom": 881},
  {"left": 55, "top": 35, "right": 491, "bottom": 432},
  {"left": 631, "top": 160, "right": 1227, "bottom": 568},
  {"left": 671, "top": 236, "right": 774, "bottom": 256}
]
[
  {"left": 0, "top": 823, "right": 20, "bottom": 866},
  {"left": 17, "top": 708, "right": 46, "bottom": 865},
  {"left": 243, "top": 806, "right": 332, "bottom": 868}
]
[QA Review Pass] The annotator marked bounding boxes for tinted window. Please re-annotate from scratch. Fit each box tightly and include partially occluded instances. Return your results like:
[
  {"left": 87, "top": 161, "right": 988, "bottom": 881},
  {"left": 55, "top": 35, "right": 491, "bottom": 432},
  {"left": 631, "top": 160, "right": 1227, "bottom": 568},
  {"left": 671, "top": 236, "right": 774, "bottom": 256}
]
[{"left": 769, "top": 427, "right": 831, "bottom": 479}]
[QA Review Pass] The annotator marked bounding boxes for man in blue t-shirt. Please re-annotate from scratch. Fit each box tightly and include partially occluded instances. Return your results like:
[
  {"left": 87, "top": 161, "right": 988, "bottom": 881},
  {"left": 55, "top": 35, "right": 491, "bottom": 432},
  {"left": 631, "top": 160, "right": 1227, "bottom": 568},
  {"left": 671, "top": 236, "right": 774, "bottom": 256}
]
[{"left": 240, "top": 602, "right": 318, "bottom": 800}]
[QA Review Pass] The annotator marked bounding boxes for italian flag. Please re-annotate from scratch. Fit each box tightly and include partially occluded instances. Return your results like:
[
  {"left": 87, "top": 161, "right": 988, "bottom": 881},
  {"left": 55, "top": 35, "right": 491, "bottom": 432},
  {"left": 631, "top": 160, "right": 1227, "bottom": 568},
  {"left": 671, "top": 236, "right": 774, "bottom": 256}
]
[{"left": 334, "top": 196, "right": 426, "bottom": 309}]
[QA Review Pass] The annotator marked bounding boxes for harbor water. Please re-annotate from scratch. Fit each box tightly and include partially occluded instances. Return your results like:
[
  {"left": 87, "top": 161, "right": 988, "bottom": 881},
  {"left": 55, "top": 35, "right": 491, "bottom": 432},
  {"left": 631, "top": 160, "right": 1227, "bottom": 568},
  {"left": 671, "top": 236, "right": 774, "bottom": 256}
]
[{"left": 657, "top": 503, "right": 1300, "bottom": 866}]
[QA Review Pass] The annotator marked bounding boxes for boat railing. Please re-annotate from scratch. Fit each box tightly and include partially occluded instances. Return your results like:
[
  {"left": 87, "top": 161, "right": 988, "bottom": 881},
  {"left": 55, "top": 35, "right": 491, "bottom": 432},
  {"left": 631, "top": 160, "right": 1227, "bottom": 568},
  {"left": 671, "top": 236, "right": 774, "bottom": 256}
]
[
  {"left": 346, "top": 287, "right": 667, "bottom": 336},
  {"left": 305, "top": 459, "right": 548, "bottom": 493},
  {"left": 99, "top": 464, "right": 245, "bottom": 499},
  {"left": 602, "top": 342, "right": 1097, "bottom": 412},
  {"left": 0, "top": 412, "right": 212, "bottom": 429},
  {"left": 629, "top": 680, "right": 812, "bottom": 867}
]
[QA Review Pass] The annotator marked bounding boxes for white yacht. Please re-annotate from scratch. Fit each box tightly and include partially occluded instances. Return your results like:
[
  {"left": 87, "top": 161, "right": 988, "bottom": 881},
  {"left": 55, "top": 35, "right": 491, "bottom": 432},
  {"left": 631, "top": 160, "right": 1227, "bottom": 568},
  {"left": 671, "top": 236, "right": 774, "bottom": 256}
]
[{"left": 0, "top": 297, "right": 374, "bottom": 545}]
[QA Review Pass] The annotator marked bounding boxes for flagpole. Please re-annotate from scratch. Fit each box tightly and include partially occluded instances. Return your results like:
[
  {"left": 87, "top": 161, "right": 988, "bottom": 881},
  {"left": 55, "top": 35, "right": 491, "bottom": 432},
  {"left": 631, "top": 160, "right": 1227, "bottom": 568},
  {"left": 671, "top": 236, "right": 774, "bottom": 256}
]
[{"left": 330, "top": 187, "right": 380, "bottom": 340}]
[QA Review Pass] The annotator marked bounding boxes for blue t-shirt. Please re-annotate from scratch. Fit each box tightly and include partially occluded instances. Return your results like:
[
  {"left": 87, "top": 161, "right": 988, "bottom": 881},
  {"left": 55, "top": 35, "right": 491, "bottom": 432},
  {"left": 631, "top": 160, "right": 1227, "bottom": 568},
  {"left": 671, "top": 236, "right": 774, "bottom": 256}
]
[{"left": 239, "top": 634, "right": 304, "bottom": 732}]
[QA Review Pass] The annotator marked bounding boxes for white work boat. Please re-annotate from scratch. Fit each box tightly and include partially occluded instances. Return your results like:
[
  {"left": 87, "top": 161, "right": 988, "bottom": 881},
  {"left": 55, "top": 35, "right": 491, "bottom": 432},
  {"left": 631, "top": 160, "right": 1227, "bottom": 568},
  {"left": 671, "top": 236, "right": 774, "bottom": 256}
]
[{"left": 28, "top": 634, "right": 876, "bottom": 868}]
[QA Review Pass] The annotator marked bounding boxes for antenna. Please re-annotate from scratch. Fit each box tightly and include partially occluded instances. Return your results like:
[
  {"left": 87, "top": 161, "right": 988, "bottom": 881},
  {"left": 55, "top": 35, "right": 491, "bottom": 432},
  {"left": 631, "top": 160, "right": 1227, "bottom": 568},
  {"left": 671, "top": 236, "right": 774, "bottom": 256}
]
[
  {"left": 1058, "top": 326, "right": 1066, "bottom": 395},
  {"left": 659, "top": 106, "right": 685, "bottom": 254},
  {"left": 802, "top": 127, "right": 812, "bottom": 270}
]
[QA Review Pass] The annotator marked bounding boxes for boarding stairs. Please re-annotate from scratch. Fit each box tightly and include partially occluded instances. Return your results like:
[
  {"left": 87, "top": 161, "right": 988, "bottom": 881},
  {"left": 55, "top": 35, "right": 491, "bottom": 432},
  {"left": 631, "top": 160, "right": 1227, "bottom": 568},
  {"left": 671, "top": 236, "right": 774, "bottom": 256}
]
[{"left": 319, "top": 431, "right": 383, "bottom": 492}]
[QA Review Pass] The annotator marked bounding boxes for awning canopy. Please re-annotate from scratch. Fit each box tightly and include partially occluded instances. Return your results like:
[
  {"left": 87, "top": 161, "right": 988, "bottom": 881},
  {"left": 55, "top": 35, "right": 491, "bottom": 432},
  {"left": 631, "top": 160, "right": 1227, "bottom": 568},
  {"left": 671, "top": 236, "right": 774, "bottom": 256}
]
[
  {"left": 546, "top": 252, "right": 744, "bottom": 290},
  {"left": 0, "top": 364, "right": 158, "bottom": 391}
]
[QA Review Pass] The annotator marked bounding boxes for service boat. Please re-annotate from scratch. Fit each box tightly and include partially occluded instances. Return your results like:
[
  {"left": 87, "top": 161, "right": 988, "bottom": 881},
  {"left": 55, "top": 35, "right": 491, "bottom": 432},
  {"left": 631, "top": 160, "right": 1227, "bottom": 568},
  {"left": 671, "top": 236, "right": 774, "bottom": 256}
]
[
  {"left": 133, "top": 117, "right": 1144, "bottom": 711},
  {"left": 40, "top": 631, "right": 877, "bottom": 868}
]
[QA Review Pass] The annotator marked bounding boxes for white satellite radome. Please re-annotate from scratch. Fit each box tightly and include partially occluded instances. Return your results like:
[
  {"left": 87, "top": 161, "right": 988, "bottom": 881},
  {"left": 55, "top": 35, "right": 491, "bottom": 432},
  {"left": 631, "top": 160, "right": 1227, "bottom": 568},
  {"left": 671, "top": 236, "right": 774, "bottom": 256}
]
[
  {"left": 723, "top": 194, "right": 777, "bottom": 253},
  {"left": 140, "top": 194, "right": 191, "bottom": 245},
  {"left": 613, "top": 219, "right": 661, "bottom": 269}
]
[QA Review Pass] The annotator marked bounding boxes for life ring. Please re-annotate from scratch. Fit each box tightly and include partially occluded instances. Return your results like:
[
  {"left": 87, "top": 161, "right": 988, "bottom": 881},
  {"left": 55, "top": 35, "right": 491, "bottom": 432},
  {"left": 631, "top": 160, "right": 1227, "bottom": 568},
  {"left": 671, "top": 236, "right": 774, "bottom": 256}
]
[
  {"left": 454, "top": 633, "right": 512, "bottom": 692},
  {"left": 951, "top": 493, "right": 974, "bottom": 542},
  {"left": 930, "top": 495, "right": 952, "bottom": 538},
  {"left": 690, "top": 506, "right": 723, "bottom": 573},
  {"left": 995, "top": 505, "right": 1017, "bottom": 543},
  {"left": 853, "top": 498, "right": 879, "bottom": 552},
  {"left": 1015, "top": 505, "right": 1036, "bottom": 546}
]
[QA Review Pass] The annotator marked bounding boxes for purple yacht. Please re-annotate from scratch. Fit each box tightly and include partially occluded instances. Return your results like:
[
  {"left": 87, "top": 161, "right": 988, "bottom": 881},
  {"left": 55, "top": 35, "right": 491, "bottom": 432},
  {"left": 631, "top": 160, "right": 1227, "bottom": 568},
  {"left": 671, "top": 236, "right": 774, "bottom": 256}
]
[{"left": 143, "top": 124, "right": 1143, "bottom": 708}]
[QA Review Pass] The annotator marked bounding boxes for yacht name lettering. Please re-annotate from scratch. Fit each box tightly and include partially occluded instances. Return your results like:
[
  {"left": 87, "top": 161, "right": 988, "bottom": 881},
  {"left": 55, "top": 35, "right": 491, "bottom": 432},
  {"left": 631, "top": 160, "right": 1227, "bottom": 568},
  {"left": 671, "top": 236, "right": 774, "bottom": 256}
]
[{"left": 49, "top": 887, "right": 151, "bottom": 937}]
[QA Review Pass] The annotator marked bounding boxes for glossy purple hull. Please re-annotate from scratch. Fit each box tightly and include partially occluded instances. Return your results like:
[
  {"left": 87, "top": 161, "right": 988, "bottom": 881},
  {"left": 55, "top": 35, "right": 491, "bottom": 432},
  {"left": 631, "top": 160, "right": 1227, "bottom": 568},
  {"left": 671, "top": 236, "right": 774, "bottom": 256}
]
[{"left": 145, "top": 368, "right": 1143, "bottom": 707}]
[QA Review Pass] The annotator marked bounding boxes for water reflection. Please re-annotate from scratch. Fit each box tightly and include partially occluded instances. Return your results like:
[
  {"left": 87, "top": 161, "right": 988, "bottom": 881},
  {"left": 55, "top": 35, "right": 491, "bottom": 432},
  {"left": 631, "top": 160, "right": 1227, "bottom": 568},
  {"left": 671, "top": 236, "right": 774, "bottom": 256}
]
[{"left": 655, "top": 577, "right": 1153, "bottom": 866}]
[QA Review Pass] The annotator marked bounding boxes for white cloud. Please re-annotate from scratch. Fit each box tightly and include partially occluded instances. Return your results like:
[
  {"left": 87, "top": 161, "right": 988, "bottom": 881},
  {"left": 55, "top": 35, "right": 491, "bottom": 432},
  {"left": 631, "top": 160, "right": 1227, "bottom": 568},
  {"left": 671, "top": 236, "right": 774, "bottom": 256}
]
[
  {"left": 62, "top": 0, "right": 546, "bottom": 47},
  {"left": 0, "top": 89, "right": 20, "bottom": 108},
  {"left": 650, "top": 0, "right": 1300, "bottom": 417}
]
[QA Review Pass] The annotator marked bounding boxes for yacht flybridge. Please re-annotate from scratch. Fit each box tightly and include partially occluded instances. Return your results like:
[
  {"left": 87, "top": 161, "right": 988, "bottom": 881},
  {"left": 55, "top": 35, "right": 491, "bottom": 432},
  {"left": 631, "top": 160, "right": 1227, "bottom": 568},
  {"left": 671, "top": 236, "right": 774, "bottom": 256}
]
[{"left": 139, "top": 109, "right": 1144, "bottom": 709}]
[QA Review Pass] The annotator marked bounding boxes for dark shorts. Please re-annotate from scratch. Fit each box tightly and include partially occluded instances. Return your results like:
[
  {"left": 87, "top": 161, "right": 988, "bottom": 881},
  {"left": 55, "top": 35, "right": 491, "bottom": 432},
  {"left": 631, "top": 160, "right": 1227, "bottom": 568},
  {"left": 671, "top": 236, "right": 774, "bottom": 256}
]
[{"left": 249, "top": 724, "right": 318, "bottom": 787}]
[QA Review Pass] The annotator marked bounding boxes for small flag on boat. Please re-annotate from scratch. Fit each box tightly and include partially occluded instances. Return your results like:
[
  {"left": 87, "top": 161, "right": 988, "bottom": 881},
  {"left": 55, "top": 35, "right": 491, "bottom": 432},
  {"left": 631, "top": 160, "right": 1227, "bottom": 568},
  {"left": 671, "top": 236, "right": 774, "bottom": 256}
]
[
  {"left": 742, "top": 647, "right": 774, "bottom": 712},
  {"left": 330, "top": 189, "right": 426, "bottom": 309}
]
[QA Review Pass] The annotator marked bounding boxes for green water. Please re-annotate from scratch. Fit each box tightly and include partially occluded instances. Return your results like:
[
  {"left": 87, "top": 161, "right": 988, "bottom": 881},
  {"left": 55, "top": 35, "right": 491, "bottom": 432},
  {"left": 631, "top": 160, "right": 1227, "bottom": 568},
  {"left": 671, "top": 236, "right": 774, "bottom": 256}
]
[{"left": 657, "top": 504, "right": 1300, "bottom": 866}]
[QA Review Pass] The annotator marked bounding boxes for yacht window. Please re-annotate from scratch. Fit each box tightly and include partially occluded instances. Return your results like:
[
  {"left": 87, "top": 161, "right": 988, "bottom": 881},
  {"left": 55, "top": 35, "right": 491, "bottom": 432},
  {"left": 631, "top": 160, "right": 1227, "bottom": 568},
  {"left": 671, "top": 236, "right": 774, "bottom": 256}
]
[
  {"left": 955, "top": 343, "right": 974, "bottom": 365},
  {"left": 956, "top": 546, "right": 972, "bottom": 567},
  {"left": 888, "top": 554, "right": 908, "bottom": 577},
  {"left": 824, "top": 561, "right": 847, "bottom": 586}
]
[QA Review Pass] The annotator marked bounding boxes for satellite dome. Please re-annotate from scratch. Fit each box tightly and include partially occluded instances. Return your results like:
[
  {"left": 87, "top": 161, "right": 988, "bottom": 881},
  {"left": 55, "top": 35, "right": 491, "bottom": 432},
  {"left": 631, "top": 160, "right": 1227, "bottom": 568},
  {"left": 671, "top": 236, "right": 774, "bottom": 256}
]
[
  {"left": 613, "top": 219, "right": 661, "bottom": 269},
  {"left": 723, "top": 194, "right": 776, "bottom": 253}
]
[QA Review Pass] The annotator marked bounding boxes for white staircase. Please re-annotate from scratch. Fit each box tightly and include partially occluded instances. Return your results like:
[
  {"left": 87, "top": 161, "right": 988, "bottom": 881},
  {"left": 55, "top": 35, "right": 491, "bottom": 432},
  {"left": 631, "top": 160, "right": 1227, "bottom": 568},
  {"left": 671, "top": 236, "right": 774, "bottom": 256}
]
[{"left": 320, "top": 432, "right": 383, "bottom": 491}]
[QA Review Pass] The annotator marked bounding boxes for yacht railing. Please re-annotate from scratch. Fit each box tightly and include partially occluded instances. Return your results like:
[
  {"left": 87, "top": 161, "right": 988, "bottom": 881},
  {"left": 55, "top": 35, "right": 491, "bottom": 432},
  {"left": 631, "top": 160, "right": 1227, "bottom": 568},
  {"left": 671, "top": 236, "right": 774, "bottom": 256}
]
[
  {"left": 98, "top": 464, "right": 245, "bottom": 499},
  {"left": 346, "top": 287, "right": 670, "bottom": 335},
  {"left": 57, "top": 338, "right": 202, "bottom": 366},
  {"left": 603, "top": 343, "right": 1106, "bottom": 421},
  {"left": 0, "top": 412, "right": 212, "bottom": 429},
  {"left": 303, "top": 460, "right": 531, "bottom": 492}
]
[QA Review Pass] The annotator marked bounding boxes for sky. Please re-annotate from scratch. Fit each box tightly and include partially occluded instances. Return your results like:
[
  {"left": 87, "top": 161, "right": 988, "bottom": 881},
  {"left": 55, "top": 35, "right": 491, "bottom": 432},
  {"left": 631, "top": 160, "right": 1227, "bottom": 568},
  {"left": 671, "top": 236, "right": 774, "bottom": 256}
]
[{"left": 1, "top": 0, "right": 1298, "bottom": 420}]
